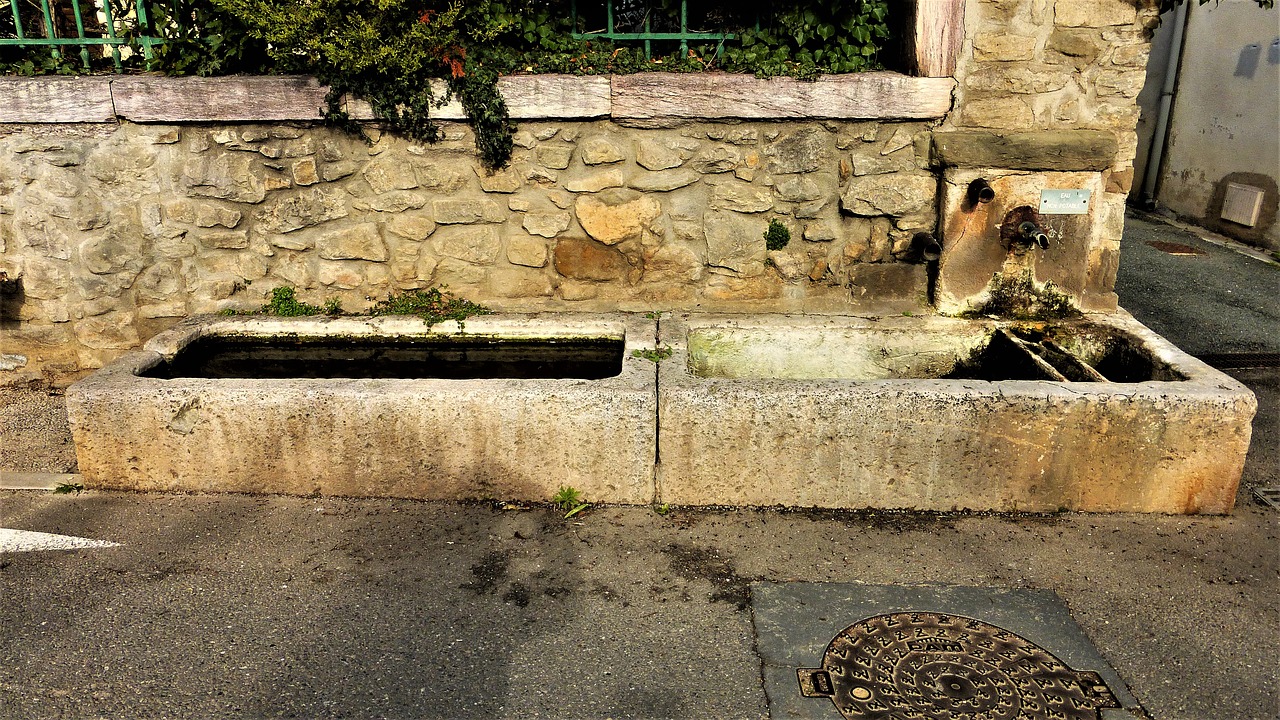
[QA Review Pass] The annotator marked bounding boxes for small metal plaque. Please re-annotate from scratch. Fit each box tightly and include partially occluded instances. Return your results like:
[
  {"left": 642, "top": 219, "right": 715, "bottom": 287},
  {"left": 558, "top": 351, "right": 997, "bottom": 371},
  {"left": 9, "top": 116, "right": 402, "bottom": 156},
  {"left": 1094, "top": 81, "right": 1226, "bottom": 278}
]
[
  {"left": 1040, "top": 189, "right": 1092, "bottom": 215},
  {"left": 798, "top": 612, "right": 1120, "bottom": 720}
]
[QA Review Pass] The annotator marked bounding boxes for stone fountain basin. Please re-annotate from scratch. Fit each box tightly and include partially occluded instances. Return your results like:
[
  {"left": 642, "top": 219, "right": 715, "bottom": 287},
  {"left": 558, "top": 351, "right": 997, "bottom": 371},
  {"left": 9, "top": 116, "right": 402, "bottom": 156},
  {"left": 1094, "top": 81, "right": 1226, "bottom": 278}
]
[
  {"left": 66, "top": 313, "right": 658, "bottom": 503},
  {"left": 656, "top": 312, "right": 1256, "bottom": 514},
  {"left": 68, "top": 311, "right": 1256, "bottom": 514}
]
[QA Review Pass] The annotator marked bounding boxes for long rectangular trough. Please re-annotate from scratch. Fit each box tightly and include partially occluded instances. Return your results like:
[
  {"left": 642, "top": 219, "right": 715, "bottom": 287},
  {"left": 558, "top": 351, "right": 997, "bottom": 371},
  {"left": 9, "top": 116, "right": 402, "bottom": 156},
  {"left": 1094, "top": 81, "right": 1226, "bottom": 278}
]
[
  {"left": 68, "top": 311, "right": 1257, "bottom": 513},
  {"left": 66, "top": 313, "right": 658, "bottom": 503},
  {"left": 655, "top": 312, "right": 1257, "bottom": 514}
]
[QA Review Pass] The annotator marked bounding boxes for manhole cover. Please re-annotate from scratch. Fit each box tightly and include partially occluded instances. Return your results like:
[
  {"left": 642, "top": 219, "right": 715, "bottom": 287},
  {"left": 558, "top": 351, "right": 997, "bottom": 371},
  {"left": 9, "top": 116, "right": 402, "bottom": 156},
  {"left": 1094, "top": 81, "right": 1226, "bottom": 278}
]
[
  {"left": 1145, "top": 240, "right": 1205, "bottom": 256},
  {"left": 797, "top": 612, "right": 1120, "bottom": 720}
]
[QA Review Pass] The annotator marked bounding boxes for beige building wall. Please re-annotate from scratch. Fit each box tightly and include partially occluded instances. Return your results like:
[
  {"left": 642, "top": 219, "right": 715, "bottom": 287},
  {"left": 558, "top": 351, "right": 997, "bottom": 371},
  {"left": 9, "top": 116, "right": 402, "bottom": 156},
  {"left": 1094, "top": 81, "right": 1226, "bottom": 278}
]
[{"left": 1158, "top": 0, "right": 1280, "bottom": 249}]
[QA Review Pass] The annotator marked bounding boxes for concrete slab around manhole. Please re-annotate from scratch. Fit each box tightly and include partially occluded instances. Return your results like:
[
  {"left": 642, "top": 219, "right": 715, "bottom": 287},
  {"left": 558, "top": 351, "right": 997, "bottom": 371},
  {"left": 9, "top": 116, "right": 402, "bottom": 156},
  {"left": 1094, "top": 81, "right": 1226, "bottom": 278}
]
[{"left": 751, "top": 582, "right": 1142, "bottom": 720}]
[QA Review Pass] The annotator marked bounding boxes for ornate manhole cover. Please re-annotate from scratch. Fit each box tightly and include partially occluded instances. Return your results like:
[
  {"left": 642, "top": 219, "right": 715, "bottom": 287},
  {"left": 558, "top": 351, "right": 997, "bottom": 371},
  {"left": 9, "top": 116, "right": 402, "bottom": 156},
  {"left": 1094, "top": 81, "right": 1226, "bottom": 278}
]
[{"left": 797, "top": 612, "right": 1120, "bottom": 720}]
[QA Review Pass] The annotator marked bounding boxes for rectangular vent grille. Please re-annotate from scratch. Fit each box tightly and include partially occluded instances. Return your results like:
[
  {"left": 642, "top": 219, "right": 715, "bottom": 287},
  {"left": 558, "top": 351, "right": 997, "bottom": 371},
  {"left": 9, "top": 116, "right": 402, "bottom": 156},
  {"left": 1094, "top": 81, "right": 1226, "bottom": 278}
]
[{"left": 1221, "top": 183, "right": 1265, "bottom": 227}]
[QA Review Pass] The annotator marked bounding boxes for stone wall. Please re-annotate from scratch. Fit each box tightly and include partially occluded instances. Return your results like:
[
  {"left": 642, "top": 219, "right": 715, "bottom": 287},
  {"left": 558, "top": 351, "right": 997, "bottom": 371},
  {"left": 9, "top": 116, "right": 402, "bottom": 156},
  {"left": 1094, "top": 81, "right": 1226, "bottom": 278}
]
[
  {"left": 0, "top": 0, "right": 1163, "bottom": 381},
  {"left": 1, "top": 119, "right": 942, "bottom": 377},
  {"left": 930, "top": 0, "right": 1161, "bottom": 316}
]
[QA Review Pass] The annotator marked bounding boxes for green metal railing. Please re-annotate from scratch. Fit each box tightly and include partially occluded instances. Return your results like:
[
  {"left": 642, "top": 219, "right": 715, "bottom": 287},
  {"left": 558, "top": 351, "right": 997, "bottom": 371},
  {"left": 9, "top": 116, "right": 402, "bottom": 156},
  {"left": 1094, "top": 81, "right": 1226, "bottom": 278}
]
[
  {"left": 569, "top": 0, "right": 735, "bottom": 59},
  {"left": 1, "top": 1, "right": 162, "bottom": 71}
]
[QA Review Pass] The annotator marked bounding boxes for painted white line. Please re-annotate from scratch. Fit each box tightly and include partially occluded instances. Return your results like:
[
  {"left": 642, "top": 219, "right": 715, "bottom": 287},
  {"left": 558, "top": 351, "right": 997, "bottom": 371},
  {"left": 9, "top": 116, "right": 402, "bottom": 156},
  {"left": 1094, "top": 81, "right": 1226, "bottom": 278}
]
[
  {"left": 0, "top": 529, "right": 121, "bottom": 553},
  {"left": 0, "top": 472, "right": 81, "bottom": 491}
]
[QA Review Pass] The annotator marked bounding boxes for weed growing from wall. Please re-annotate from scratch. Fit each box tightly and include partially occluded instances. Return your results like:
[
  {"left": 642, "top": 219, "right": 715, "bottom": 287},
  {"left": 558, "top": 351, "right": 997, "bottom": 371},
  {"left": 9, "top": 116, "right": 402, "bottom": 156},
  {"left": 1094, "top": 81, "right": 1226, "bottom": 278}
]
[
  {"left": 370, "top": 287, "right": 491, "bottom": 327},
  {"left": 255, "top": 286, "right": 343, "bottom": 317},
  {"left": 764, "top": 218, "right": 791, "bottom": 251}
]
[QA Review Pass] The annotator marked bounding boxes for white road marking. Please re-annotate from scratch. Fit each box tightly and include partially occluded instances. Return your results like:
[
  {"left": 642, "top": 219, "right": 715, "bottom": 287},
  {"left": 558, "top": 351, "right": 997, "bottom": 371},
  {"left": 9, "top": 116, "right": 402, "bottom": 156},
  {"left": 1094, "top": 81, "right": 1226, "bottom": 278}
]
[{"left": 0, "top": 529, "right": 121, "bottom": 553}]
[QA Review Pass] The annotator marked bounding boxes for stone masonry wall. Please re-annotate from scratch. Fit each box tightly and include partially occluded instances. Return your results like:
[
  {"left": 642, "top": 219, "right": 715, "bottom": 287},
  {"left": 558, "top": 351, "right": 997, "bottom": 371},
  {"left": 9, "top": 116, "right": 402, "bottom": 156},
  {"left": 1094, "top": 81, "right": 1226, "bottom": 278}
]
[
  {"left": 940, "top": 0, "right": 1161, "bottom": 302},
  {"left": 0, "top": 119, "right": 938, "bottom": 377},
  {"left": 0, "top": 0, "right": 1162, "bottom": 381}
]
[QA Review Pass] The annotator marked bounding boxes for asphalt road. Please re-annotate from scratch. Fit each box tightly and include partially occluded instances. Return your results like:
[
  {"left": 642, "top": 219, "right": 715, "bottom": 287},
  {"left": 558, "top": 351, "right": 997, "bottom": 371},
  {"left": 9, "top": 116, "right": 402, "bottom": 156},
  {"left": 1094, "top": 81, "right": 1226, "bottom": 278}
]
[
  {"left": 2, "top": 490, "right": 1277, "bottom": 720},
  {"left": 1116, "top": 214, "right": 1280, "bottom": 356}
]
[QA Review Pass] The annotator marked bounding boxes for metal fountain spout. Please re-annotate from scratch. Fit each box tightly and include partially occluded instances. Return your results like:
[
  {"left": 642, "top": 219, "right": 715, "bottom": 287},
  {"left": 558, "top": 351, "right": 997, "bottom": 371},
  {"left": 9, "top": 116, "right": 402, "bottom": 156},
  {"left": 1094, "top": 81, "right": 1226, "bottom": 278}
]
[
  {"left": 1001, "top": 206, "right": 1050, "bottom": 251},
  {"left": 1016, "top": 220, "right": 1050, "bottom": 249}
]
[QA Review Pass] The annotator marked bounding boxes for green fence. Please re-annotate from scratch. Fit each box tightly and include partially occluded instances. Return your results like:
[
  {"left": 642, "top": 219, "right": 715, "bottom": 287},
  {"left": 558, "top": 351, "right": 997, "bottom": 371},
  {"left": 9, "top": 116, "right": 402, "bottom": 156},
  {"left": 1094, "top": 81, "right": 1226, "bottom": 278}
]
[
  {"left": 569, "top": 0, "right": 736, "bottom": 59},
  {"left": 4, "top": 1, "right": 761, "bottom": 73},
  {"left": 1, "top": 0, "right": 162, "bottom": 71}
]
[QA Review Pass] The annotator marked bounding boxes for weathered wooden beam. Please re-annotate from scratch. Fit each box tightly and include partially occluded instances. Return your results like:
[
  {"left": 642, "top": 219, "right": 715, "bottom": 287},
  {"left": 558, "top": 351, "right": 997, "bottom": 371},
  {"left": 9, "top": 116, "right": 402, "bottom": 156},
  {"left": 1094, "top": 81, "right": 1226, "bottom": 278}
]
[
  {"left": 909, "top": 0, "right": 966, "bottom": 77},
  {"left": 611, "top": 72, "right": 955, "bottom": 120},
  {"left": 5, "top": 72, "right": 949, "bottom": 124},
  {"left": 111, "top": 74, "right": 611, "bottom": 123},
  {"left": 342, "top": 76, "right": 611, "bottom": 121},
  {"left": 111, "top": 75, "right": 332, "bottom": 122},
  {"left": 933, "top": 130, "right": 1119, "bottom": 171},
  {"left": 500, "top": 75, "right": 612, "bottom": 119},
  {"left": 0, "top": 76, "right": 115, "bottom": 123}
]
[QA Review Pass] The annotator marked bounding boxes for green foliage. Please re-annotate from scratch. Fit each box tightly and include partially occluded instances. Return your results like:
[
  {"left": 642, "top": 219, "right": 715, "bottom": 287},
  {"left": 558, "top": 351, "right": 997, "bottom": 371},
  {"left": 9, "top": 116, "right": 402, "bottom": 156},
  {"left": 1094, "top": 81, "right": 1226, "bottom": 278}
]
[
  {"left": 4, "top": 1, "right": 903, "bottom": 164},
  {"left": 210, "top": 1, "right": 445, "bottom": 144},
  {"left": 451, "top": 64, "right": 515, "bottom": 169},
  {"left": 551, "top": 485, "right": 589, "bottom": 518},
  {"left": 53, "top": 481, "right": 85, "bottom": 495},
  {"left": 369, "top": 287, "right": 490, "bottom": 327},
  {"left": 721, "top": 1, "right": 891, "bottom": 79},
  {"left": 260, "top": 286, "right": 343, "bottom": 317},
  {"left": 0, "top": 52, "right": 88, "bottom": 77},
  {"left": 764, "top": 219, "right": 791, "bottom": 251},
  {"left": 150, "top": 0, "right": 271, "bottom": 76},
  {"left": 631, "top": 346, "right": 674, "bottom": 363}
]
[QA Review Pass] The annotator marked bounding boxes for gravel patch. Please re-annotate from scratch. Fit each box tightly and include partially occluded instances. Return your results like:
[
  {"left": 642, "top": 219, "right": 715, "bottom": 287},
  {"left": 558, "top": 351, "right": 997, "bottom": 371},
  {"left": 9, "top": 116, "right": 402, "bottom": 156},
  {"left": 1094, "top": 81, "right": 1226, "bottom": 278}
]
[{"left": 0, "top": 384, "right": 77, "bottom": 473}]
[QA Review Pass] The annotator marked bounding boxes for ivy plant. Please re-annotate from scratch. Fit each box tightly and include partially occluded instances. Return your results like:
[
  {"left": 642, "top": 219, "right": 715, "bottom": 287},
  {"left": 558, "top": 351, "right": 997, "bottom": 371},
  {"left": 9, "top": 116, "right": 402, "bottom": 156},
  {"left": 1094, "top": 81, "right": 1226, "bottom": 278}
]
[
  {"left": 3, "top": 1, "right": 903, "bottom": 165},
  {"left": 720, "top": 1, "right": 891, "bottom": 79}
]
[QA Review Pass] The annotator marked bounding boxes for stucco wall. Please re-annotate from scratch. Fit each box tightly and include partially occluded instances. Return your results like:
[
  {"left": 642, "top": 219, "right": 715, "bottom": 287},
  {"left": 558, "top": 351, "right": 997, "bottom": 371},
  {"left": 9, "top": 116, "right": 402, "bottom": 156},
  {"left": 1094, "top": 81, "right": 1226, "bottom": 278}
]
[
  {"left": 1157, "top": 1, "right": 1280, "bottom": 248},
  {"left": 1132, "top": 5, "right": 1178, "bottom": 194}
]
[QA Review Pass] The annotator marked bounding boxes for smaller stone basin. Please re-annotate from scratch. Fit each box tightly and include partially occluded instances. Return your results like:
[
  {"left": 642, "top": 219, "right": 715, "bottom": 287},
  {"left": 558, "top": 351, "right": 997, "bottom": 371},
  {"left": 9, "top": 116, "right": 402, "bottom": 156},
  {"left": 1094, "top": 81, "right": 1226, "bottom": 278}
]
[
  {"left": 658, "top": 313, "right": 1256, "bottom": 514},
  {"left": 67, "top": 313, "right": 657, "bottom": 503}
]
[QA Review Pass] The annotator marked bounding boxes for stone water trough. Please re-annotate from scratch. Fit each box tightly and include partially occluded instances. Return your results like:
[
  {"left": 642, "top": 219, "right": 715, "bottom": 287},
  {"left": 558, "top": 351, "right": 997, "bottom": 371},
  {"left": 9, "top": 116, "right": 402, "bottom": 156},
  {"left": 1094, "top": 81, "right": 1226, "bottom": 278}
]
[
  {"left": 656, "top": 313, "right": 1256, "bottom": 514},
  {"left": 67, "top": 312, "right": 1256, "bottom": 513},
  {"left": 66, "top": 313, "right": 658, "bottom": 504}
]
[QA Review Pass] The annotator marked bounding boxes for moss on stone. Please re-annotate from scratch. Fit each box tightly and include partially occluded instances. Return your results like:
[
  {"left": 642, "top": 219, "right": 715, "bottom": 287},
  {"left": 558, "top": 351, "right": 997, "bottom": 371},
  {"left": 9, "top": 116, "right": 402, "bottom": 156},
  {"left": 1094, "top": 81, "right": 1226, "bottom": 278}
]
[{"left": 962, "top": 271, "right": 1081, "bottom": 321}]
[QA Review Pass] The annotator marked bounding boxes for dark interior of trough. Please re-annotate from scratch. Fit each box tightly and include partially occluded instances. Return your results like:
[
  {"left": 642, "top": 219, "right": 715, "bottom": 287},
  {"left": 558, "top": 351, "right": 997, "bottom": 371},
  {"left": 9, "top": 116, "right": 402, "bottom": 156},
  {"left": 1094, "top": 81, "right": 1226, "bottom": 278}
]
[
  {"left": 945, "top": 325, "right": 1183, "bottom": 383},
  {"left": 141, "top": 336, "right": 626, "bottom": 380}
]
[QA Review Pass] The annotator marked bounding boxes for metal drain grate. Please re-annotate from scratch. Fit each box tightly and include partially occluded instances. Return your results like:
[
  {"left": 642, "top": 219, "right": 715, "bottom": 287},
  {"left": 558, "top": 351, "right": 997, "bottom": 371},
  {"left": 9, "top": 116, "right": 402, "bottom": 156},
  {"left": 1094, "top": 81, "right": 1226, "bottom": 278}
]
[
  {"left": 1254, "top": 488, "right": 1280, "bottom": 510},
  {"left": 1196, "top": 352, "right": 1280, "bottom": 369},
  {"left": 798, "top": 612, "right": 1120, "bottom": 720},
  {"left": 1146, "top": 240, "right": 1206, "bottom": 256}
]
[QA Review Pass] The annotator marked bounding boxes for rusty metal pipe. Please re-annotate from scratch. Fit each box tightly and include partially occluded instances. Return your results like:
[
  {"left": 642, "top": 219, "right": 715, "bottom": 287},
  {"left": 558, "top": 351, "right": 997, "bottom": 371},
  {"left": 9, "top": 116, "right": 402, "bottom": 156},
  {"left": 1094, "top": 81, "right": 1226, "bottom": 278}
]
[{"left": 967, "top": 178, "right": 995, "bottom": 206}]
